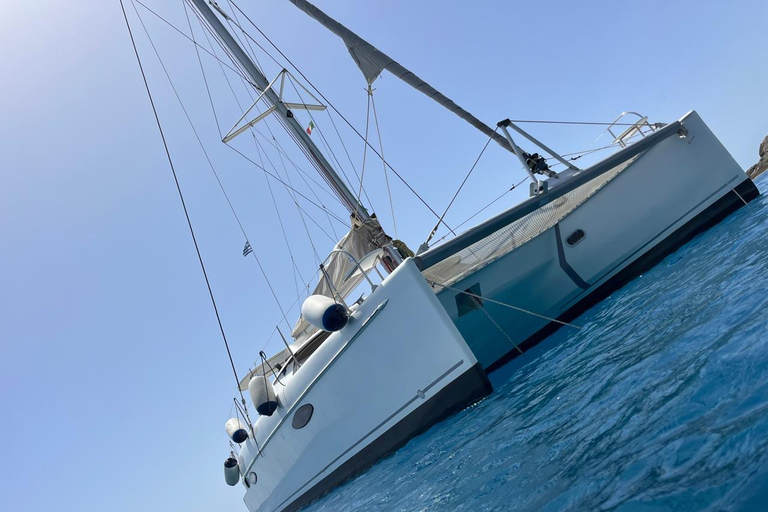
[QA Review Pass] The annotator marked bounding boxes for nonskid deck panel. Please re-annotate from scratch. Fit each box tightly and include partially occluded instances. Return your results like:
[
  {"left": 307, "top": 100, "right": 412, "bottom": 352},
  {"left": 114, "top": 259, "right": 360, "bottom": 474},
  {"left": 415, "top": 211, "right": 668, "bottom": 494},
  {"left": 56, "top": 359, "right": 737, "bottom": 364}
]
[{"left": 421, "top": 154, "right": 640, "bottom": 290}]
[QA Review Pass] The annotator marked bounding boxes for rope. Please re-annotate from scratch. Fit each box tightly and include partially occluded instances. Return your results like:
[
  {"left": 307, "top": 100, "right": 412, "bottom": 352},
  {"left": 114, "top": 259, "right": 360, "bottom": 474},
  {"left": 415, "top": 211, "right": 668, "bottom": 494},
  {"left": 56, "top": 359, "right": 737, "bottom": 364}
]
[
  {"left": 357, "top": 87, "right": 373, "bottom": 209},
  {"left": 426, "top": 280, "right": 582, "bottom": 330},
  {"left": 431, "top": 176, "right": 528, "bottom": 246},
  {"left": 191, "top": 16, "right": 349, "bottom": 244},
  {"left": 183, "top": 2, "right": 223, "bottom": 139},
  {"left": 424, "top": 128, "right": 497, "bottom": 247},
  {"left": 131, "top": 1, "right": 294, "bottom": 332},
  {"left": 133, "top": 0, "right": 254, "bottom": 86},
  {"left": 283, "top": 73, "right": 376, "bottom": 214},
  {"left": 259, "top": 351, "right": 284, "bottom": 386},
  {"left": 120, "top": 0, "right": 250, "bottom": 417},
  {"left": 227, "top": 0, "right": 452, "bottom": 231},
  {"left": 509, "top": 119, "right": 663, "bottom": 127},
  {"left": 369, "top": 91, "right": 398, "bottom": 238},
  {"left": 472, "top": 295, "right": 523, "bottom": 354}
]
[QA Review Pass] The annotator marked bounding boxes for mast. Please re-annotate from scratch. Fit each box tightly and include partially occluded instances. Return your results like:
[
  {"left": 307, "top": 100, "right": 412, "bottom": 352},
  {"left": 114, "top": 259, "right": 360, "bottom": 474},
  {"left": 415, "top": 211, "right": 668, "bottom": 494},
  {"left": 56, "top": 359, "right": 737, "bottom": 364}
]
[
  {"left": 285, "top": 0, "right": 515, "bottom": 154},
  {"left": 188, "top": 0, "right": 370, "bottom": 222}
]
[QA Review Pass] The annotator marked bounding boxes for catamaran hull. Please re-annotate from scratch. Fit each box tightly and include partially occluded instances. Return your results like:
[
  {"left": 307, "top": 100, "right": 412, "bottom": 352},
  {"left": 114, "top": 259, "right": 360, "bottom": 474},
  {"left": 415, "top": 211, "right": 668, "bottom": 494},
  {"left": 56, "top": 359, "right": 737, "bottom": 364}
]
[
  {"left": 426, "top": 111, "right": 759, "bottom": 371},
  {"left": 237, "top": 259, "right": 492, "bottom": 512}
]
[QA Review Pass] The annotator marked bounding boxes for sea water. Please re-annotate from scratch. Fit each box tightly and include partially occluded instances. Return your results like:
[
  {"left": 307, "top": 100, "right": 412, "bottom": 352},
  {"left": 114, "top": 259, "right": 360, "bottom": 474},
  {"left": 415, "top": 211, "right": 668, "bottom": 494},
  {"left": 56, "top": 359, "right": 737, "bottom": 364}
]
[{"left": 305, "top": 175, "right": 768, "bottom": 512}]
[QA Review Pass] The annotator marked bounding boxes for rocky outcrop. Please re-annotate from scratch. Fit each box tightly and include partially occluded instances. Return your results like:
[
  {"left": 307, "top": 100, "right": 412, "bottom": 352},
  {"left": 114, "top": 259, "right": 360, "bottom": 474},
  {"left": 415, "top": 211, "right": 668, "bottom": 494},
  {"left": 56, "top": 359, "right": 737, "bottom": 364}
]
[{"left": 746, "top": 135, "right": 768, "bottom": 179}]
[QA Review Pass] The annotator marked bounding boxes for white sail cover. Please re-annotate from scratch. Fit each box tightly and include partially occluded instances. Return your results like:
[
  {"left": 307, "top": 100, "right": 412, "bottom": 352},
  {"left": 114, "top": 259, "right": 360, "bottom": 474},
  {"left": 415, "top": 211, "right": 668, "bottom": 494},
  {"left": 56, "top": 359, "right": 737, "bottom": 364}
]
[
  {"left": 287, "top": 0, "right": 515, "bottom": 153},
  {"left": 291, "top": 216, "right": 391, "bottom": 339}
]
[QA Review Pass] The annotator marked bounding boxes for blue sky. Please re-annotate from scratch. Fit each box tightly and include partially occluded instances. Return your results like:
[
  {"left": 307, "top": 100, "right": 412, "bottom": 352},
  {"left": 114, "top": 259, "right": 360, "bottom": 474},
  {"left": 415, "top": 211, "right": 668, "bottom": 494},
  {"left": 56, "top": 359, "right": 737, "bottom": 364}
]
[{"left": 1, "top": 1, "right": 766, "bottom": 511}]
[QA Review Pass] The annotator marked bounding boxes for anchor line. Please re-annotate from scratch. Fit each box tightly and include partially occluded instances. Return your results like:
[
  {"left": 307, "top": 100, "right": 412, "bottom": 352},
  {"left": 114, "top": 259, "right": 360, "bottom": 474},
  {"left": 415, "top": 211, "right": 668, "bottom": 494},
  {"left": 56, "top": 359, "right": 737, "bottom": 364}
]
[{"left": 425, "top": 281, "right": 582, "bottom": 330}]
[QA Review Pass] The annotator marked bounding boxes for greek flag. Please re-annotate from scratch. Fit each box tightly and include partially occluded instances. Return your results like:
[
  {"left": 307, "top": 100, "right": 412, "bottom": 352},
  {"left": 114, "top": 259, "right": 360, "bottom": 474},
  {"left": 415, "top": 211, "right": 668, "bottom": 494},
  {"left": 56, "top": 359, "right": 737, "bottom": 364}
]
[{"left": 243, "top": 241, "right": 253, "bottom": 257}]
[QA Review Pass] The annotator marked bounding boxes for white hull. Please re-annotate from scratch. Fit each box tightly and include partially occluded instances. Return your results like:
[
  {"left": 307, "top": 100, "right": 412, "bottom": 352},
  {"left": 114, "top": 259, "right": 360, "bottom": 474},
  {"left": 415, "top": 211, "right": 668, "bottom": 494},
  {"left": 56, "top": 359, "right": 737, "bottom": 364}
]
[
  {"left": 236, "top": 259, "right": 491, "bottom": 512},
  {"left": 421, "top": 111, "right": 758, "bottom": 369}
]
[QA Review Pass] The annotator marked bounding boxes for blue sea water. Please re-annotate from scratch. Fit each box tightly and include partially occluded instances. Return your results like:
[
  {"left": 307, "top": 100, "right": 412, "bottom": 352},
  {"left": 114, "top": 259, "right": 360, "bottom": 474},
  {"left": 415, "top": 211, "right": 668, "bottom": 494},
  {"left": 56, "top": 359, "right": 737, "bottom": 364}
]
[{"left": 305, "top": 175, "right": 768, "bottom": 512}]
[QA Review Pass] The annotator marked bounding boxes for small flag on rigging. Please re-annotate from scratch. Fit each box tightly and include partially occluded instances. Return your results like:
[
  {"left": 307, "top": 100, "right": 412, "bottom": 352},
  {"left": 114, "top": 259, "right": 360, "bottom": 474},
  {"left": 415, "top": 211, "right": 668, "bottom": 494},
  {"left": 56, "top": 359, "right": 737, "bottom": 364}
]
[
  {"left": 306, "top": 120, "right": 315, "bottom": 135},
  {"left": 243, "top": 241, "right": 253, "bottom": 257}
]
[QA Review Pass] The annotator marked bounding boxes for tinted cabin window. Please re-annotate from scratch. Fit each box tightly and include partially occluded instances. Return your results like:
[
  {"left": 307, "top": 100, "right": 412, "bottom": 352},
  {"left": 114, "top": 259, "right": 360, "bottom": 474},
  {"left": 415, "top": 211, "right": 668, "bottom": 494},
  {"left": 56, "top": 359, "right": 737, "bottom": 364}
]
[
  {"left": 566, "top": 229, "right": 585, "bottom": 246},
  {"left": 456, "top": 283, "right": 483, "bottom": 317}
]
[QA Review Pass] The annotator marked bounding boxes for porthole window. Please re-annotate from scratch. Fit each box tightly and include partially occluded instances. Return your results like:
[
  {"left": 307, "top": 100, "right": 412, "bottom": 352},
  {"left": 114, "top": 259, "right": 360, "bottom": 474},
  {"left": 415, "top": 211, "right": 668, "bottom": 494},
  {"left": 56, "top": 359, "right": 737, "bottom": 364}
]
[
  {"left": 247, "top": 472, "right": 257, "bottom": 486},
  {"left": 566, "top": 229, "right": 586, "bottom": 247},
  {"left": 292, "top": 404, "right": 314, "bottom": 429}
]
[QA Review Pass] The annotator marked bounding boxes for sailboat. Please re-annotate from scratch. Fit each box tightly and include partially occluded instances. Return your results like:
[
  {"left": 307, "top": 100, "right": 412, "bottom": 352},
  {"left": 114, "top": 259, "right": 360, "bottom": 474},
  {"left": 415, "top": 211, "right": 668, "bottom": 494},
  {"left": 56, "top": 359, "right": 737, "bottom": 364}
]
[{"left": 124, "top": 1, "right": 759, "bottom": 511}]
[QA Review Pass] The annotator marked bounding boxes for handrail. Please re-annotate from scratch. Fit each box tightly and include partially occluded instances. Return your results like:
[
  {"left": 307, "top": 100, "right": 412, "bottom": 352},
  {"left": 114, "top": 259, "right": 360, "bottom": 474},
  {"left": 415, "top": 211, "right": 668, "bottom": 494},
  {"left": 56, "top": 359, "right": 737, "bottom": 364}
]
[{"left": 319, "top": 249, "right": 379, "bottom": 293}]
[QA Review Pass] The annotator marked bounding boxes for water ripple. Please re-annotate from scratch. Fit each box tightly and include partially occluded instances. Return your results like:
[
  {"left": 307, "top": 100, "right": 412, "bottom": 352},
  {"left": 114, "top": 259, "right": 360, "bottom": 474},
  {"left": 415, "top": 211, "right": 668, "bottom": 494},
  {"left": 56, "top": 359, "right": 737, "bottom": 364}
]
[{"left": 304, "top": 175, "right": 768, "bottom": 512}]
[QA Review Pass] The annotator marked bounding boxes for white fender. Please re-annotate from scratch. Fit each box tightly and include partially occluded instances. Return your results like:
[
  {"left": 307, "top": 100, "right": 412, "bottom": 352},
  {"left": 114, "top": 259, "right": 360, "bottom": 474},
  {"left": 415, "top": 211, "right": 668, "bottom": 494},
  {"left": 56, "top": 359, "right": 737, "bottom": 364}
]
[
  {"left": 224, "top": 457, "right": 240, "bottom": 486},
  {"left": 225, "top": 418, "right": 249, "bottom": 444},
  {"left": 249, "top": 375, "right": 278, "bottom": 416},
  {"left": 301, "top": 294, "right": 349, "bottom": 331}
]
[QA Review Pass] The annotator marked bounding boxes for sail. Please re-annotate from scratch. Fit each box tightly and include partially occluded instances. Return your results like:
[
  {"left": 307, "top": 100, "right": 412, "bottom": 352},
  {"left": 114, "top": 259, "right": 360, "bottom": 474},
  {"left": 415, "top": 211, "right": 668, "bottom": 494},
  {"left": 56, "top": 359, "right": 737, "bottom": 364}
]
[
  {"left": 291, "top": 216, "right": 391, "bottom": 339},
  {"left": 287, "top": 0, "right": 514, "bottom": 153}
]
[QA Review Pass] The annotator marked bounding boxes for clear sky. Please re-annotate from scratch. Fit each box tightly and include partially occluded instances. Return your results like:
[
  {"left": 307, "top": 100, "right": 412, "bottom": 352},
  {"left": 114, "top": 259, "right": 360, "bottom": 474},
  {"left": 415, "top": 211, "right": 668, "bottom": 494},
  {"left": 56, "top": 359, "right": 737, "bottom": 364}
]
[{"left": 1, "top": 1, "right": 766, "bottom": 511}]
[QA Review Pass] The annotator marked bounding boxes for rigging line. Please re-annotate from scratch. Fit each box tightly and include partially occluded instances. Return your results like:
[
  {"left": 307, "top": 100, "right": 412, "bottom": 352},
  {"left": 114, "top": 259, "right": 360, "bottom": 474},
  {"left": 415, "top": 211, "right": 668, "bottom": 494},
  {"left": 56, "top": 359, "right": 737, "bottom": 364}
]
[
  {"left": 258, "top": 172, "right": 311, "bottom": 296},
  {"left": 183, "top": 0, "right": 223, "bottom": 139},
  {"left": 247, "top": 135, "right": 314, "bottom": 291},
  {"left": 198, "top": 13, "right": 351, "bottom": 226},
  {"left": 553, "top": 143, "right": 619, "bottom": 159},
  {"left": 224, "top": 142, "right": 345, "bottom": 244},
  {"left": 223, "top": 0, "right": 266, "bottom": 75},
  {"left": 209, "top": 45, "right": 351, "bottom": 219},
  {"left": 284, "top": 72, "right": 376, "bottom": 218},
  {"left": 255, "top": 127, "right": 352, "bottom": 216},
  {"left": 253, "top": 139, "right": 306, "bottom": 298},
  {"left": 259, "top": 326, "right": 279, "bottom": 358},
  {"left": 120, "top": 0, "right": 248, "bottom": 407},
  {"left": 131, "top": 1, "right": 293, "bottom": 332},
  {"left": 133, "top": 0, "right": 254, "bottom": 86},
  {"left": 432, "top": 176, "right": 527, "bottom": 245},
  {"left": 369, "top": 91, "right": 398, "bottom": 238},
  {"left": 508, "top": 119, "right": 659, "bottom": 127},
  {"left": 239, "top": 106, "right": 339, "bottom": 252},
  {"left": 192, "top": 16, "right": 346, "bottom": 235},
  {"left": 281, "top": 118, "right": 359, "bottom": 217},
  {"left": 246, "top": 121, "right": 328, "bottom": 257},
  {"left": 426, "top": 280, "right": 582, "bottom": 330},
  {"left": 546, "top": 143, "right": 624, "bottom": 168},
  {"left": 474, "top": 295, "right": 523, "bottom": 354},
  {"left": 228, "top": 0, "right": 452, "bottom": 231},
  {"left": 561, "top": 143, "right": 619, "bottom": 158},
  {"left": 256, "top": 102, "right": 340, "bottom": 239},
  {"left": 324, "top": 102, "right": 366, "bottom": 198},
  {"left": 198, "top": 16, "right": 325, "bottom": 223},
  {"left": 190, "top": 5, "right": 259, "bottom": 96},
  {"left": 195, "top": 9, "right": 336, "bottom": 235},
  {"left": 271, "top": 141, "right": 339, "bottom": 246},
  {"left": 264, "top": 130, "right": 350, "bottom": 231},
  {"left": 424, "top": 128, "right": 496, "bottom": 246},
  {"left": 191, "top": 0, "right": 284, "bottom": 70},
  {"left": 227, "top": 68, "right": 347, "bottom": 223},
  {"left": 357, "top": 89, "right": 372, "bottom": 212}
]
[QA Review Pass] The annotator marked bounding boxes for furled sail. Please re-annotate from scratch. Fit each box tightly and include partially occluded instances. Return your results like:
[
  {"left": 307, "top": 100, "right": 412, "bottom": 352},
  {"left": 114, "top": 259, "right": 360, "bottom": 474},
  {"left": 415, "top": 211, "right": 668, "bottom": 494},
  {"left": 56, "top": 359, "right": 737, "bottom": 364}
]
[
  {"left": 291, "top": 216, "right": 391, "bottom": 339},
  {"left": 287, "top": 0, "right": 515, "bottom": 153}
]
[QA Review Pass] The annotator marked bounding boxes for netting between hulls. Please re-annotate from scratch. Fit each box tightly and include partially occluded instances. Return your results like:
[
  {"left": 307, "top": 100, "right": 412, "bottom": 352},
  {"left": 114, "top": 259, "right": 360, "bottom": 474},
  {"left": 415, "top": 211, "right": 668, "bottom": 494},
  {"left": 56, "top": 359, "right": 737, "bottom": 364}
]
[{"left": 422, "top": 155, "right": 640, "bottom": 289}]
